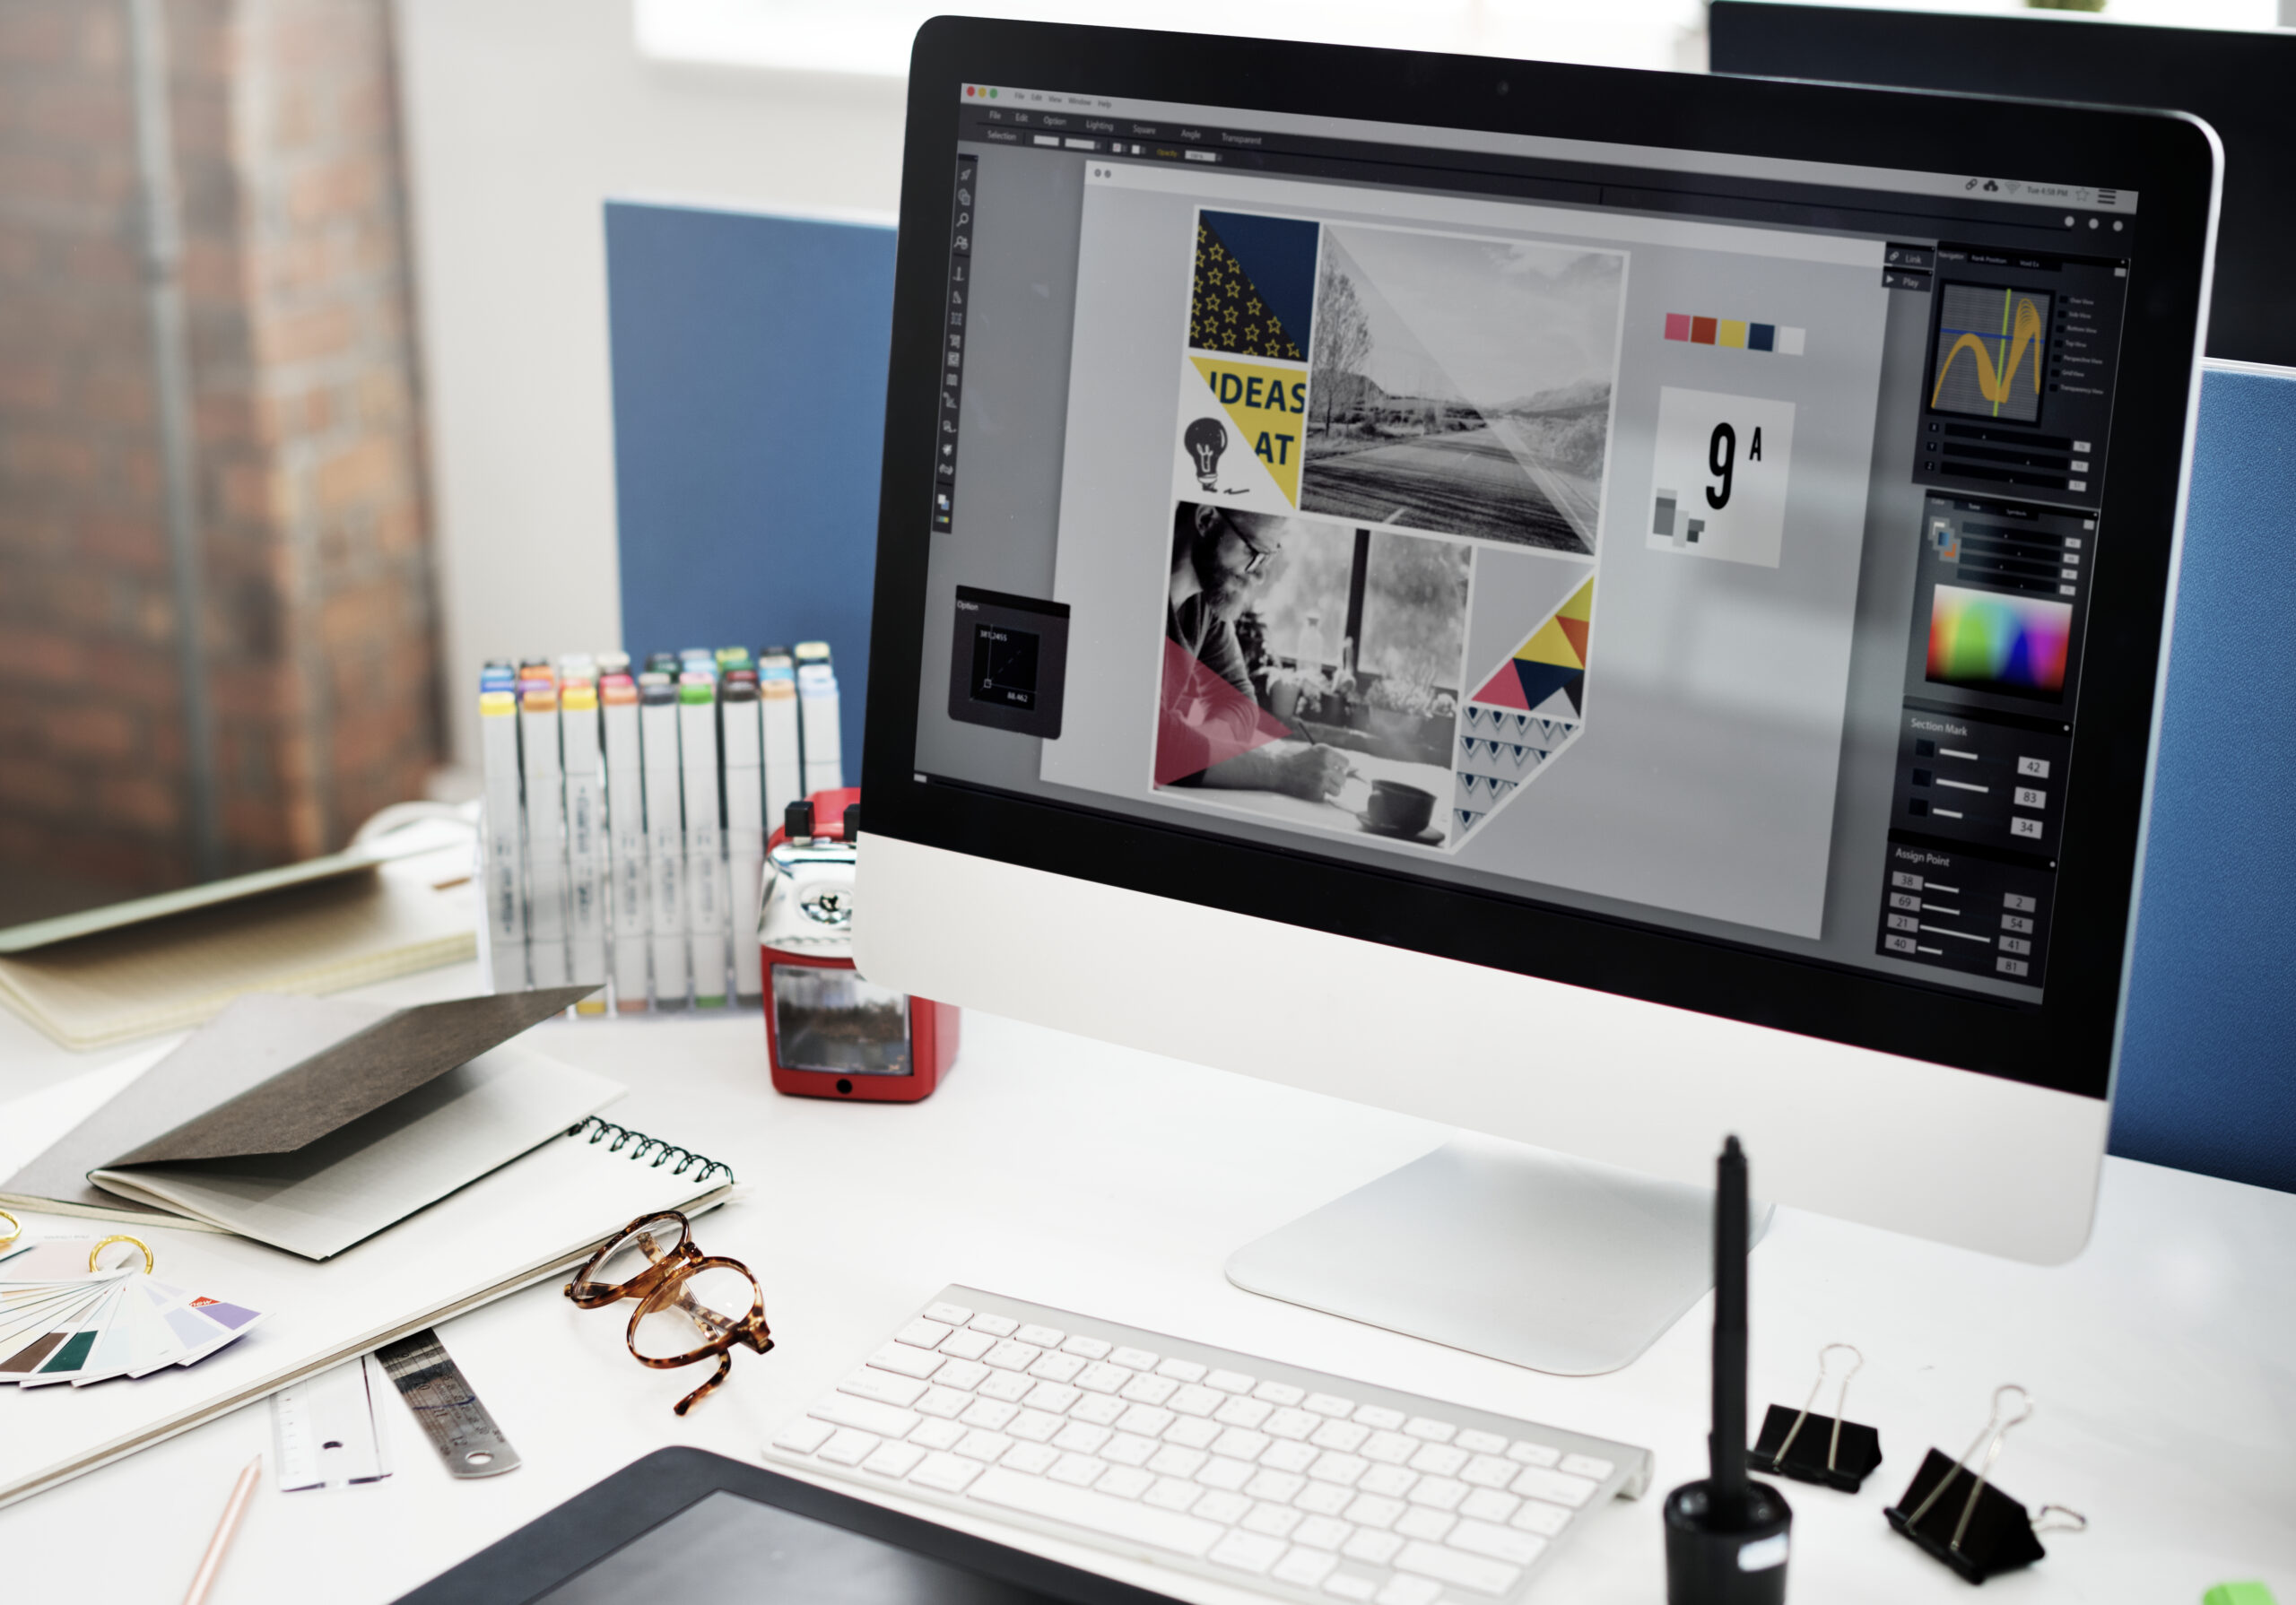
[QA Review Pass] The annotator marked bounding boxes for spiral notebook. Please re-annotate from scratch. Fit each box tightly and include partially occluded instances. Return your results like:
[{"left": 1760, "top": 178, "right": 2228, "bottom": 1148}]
[{"left": 0, "top": 1112, "right": 735, "bottom": 1509}]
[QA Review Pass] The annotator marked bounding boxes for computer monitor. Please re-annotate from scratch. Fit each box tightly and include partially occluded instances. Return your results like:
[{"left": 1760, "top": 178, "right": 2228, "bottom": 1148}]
[
  {"left": 1711, "top": 1, "right": 2292, "bottom": 370},
  {"left": 856, "top": 19, "right": 2217, "bottom": 1373}
]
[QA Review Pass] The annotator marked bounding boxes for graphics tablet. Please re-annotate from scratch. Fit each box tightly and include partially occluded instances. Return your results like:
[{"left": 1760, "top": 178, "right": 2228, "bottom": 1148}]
[{"left": 393, "top": 1447, "right": 1182, "bottom": 1605}]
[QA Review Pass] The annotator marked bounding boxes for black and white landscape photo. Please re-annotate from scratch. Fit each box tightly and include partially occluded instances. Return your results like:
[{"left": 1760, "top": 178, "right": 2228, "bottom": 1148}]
[{"left": 1304, "top": 226, "right": 1625, "bottom": 553}]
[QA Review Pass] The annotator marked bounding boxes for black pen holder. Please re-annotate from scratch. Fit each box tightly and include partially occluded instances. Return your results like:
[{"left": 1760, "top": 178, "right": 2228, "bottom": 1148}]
[
  {"left": 1664, "top": 1479, "right": 1792, "bottom": 1605},
  {"left": 1883, "top": 1449, "right": 2047, "bottom": 1583},
  {"left": 1749, "top": 1403, "right": 1883, "bottom": 1492}
]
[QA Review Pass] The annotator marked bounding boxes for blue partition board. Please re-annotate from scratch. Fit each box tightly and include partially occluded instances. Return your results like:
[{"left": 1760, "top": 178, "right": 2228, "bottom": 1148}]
[
  {"left": 604, "top": 202, "right": 895, "bottom": 776},
  {"left": 2111, "top": 362, "right": 2296, "bottom": 1193}
]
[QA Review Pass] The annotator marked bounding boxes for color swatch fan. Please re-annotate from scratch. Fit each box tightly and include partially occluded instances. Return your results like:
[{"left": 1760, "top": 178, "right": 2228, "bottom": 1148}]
[
  {"left": 0, "top": 1231, "right": 263, "bottom": 1387},
  {"left": 1455, "top": 576, "right": 1595, "bottom": 837}
]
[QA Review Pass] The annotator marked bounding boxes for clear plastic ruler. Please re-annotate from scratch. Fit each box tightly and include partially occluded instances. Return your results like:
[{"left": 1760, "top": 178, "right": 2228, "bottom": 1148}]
[
  {"left": 272, "top": 1354, "right": 393, "bottom": 1491},
  {"left": 374, "top": 1327, "right": 521, "bottom": 1478}
]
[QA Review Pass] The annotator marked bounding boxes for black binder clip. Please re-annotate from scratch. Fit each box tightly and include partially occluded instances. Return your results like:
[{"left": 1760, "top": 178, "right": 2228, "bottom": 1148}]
[
  {"left": 1750, "top": 1342, "right": 1882, "bottom": 1492},
  {"left": 1884, "top": 1384, "right": 2087, "bottom": 1583}
]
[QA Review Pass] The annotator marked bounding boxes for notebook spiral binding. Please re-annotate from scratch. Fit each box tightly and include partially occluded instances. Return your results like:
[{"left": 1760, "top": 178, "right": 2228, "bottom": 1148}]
[{"left": 566, "top": 1116, "right": 736, "bottom": 1184}]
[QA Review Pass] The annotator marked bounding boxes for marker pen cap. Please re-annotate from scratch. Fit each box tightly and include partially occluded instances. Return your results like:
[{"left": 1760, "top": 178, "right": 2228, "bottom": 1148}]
[
  {"left": 562, "top": 683, "right": 598, "bottom": 713},
  {"left": 722, "top": 681, "right": 759, "bottom": 705},
  {"left": 679, "top": 681, "right": 715, "bottom": 706},
  {"left": 596, "top": 649, "right": 631, "bottom": 676},
  {"left": 640, "top": 681, "right": 677, "bottom": 707},
  {"left": 521, "top": 685, "right": 559, "bottom": 713},
  {"left": 638, "top": 672, "right": 673, "bottom": 689},
  {"left": 601, "top": 678, "right": 638, "bottom": 706},
  {"left": 715, "top": 646, "right": 752, "bottom": 671},
  {"left": 480, "top": 690, "right": 517, "bottom": 716},
  {"left": 725, "top": 668, "right": 760, "bottom": 689},
  {"left": 518, "top": 658, "right": 556, "bottom": 682},
  {"left": 645, "top": 653, "right": 680, "bottom": 674},
  {"left": 794, "top": 640, "right": 831, "bottom": 664}
]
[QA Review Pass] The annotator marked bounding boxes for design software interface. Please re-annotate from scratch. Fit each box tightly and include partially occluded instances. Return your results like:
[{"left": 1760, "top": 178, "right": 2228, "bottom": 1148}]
[{"left": 912, "top": 83, "right": 2144, "bottom": 1004}]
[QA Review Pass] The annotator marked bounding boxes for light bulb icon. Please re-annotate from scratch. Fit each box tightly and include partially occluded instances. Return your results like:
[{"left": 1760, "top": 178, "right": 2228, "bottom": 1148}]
[{"left": 1184, "top": 417, "right": 1228, "bottom": 491}]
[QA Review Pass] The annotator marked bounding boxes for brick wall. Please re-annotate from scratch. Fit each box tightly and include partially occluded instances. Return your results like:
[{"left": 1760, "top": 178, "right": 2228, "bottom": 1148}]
[{"left": 0, "top": 0, "right": 437, "bottom": 913}]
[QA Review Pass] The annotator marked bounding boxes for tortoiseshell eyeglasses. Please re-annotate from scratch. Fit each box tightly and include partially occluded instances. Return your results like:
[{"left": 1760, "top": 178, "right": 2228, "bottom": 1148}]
[{"left": 563, "top": 1211, "right": 772, "bottom": 1415}]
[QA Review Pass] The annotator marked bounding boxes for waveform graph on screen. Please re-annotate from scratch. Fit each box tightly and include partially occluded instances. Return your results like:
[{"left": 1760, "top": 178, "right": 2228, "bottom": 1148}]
[{"left": 1930, "top": 283, "right": 2050, "bottom": 424}]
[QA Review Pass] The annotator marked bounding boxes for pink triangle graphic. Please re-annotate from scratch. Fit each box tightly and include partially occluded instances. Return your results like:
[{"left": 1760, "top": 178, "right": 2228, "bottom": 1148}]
[
  {"left": 1471, "top": 659, "right": 1530, "bottom": 710},
  {"left": 1156, "top": 636, "right": 1295, "bottom": 787}
]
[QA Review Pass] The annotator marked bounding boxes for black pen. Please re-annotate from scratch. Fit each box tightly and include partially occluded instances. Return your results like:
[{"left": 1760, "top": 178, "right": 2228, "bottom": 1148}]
[{"left": 1710, "top": 1134, "right": 1749, "bottom": 1528}]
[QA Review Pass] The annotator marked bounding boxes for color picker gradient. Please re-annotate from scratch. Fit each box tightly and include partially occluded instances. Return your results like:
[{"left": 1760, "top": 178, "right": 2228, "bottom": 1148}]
[{"left": 1926, "top": 584, "right": 2073, "bottom": 694}]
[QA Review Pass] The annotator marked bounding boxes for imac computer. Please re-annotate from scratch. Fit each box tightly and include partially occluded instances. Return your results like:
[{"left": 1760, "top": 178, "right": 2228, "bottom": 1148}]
[
  {"left": 855, "top": 19, "right": 2218, "bottom": 1374},
  {"left": 1712, "top": 1, "right": 2296, "bottom": 370}
]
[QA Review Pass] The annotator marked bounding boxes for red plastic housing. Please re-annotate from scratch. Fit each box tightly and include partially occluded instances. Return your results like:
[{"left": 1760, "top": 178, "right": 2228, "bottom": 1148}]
[{"left": 762, "top": 787, "right": 959, "bottom": 1103}]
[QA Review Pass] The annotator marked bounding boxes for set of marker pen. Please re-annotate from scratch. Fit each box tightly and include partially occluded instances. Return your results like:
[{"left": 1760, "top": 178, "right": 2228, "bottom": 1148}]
[{"left": 471, "top": 639, "right": 845, "bottom": 1013}]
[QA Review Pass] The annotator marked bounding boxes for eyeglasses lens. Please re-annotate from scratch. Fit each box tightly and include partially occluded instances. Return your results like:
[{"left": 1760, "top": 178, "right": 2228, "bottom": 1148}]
[
  {"left": 630, "top": 1263, "right": 759, "bottom": 1362},
  {"left": 587, "top": 1215, "right": 688, "bottom": 1292}
]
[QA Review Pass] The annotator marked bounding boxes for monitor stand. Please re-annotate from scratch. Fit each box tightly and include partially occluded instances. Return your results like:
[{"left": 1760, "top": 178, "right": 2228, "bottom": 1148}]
[{"left": 1226, "top": 1132, "right": 1771, "bottom": 1375}]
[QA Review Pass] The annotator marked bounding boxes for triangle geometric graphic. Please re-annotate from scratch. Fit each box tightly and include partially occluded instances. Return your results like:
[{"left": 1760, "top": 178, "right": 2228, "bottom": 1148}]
[
  {"left": 1189, "top": 213, "right": 1316, "bottom": 361},
  {"left": 1450, "top": 570, "right": 1596, "bottom": 845},
  {"left": 1471, "top": 658, "right": 1532, "bottom": 711}
]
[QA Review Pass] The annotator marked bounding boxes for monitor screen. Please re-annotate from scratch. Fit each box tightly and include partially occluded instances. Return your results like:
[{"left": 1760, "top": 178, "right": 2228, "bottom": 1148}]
[{"left": 899, "top": 74, "right": 2180, "bottom": 1095}]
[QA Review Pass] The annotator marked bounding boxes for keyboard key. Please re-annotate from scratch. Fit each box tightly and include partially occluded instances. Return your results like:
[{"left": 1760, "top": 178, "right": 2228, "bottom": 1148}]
[
  {"left": 1242, "top": 1501, "right": 1302, "bottom": 1538},
  {"left": 1008, "top": 1409, "right": 1064, "bottom": 1443},
  {"left": 1061, "top": 1336, "right": 1112, "bottom": 1359},
  {"left": 1049, "top": 1453, "right": 1104, "bottom": 1487},
  {"left": 1395, "top": 1508, "right": 1456, "bottom": 1542},
  {"left": 1362, "top": 1431, "right": 1417, "bottom": 1464},
  {"left": 1075, "top": 1361, "right": 1130, "bottom": 1393},
  {"left": 1512, "top": 1499, "right": 1570, "bottom": 1537},
  {"left": 808, "top": 1395, "right": 920, "bottom": 1439},
  {"left": 909, "top": 1452, "right": 983, "bottom": 1492},
  {"left": 1072, "top": 1394, "right": 1128, "bottom": 1426},
  {"left": 1169, "top": 1384, "right": 1223, "bottom": 1417},
  {"left": 1144, "top": 1477, "right": 1202, "bottom": 1513},
  {"left": 1375, "top": 1576, "right": 1441, "bottom": 1605},
  {"left": 985, "top": 1340, "right": 1044, "bottom": 1372},
  {"left": 870, "top": 1343, "right": 945, "bottom": 1381},
  {"left": 1120, "top": 1373, "right": 1178, "bottom": 1406},
  {"left": 1456, "top": 1428, "right": 1508, "bottom": 1454},
  {"left": 936, "top": 1358, "right": 991, "bottom": 1391},
  {"left": 1407, "top": 1477, "right": 1468, "bottom": 1512},
  {"left": 1024, "top": 1381, "right": 1082, "bottom": 1414},
  {"left": 1102, "top": 1432, "right": 1158, "bottom": 1466},
  {"left": 1016, "top": 1323, "right": 1065, "bottom": 1348},
  {"left": 1206, "top": 1369, "right": 1256, "bottom": 1394},
  {"left": 1305, "top": 1392, "right": 1355, "bottom": 1418},
  {"left": 1164, "top": 1417, "right": 1222, "bottom": 1450},
  {"left": 1561, "top": 1453, "right": 1614, "bottom": 1480},
  {"left": 1118, "top": 1404, "right": 1176, "bottom": 1437},
  {"left": 910, "top": 1418, "right": 966, "bottom": 1451},
  {"left": 1458, "top": 1488, "right": 1518, "bottom": 1523},
  {"left": 1343, "top": 1529, "right": 1405, "bottom": 1566},
  {"left": 1266, "top": 1407, "right": 1320, "bottom": 1440},
  {"left": 1507, "top": 1440, "right": 1561, "bottom": 1468},
  {"left": 1208, "top": 1531, "right": 1287, "bottom": 1575},
  {"left": 1098, "top": 1466, "right": 1154, "bottom": 1499},
  {"left": 1292, "top": 1515, "right": 1352, "bottom": 1550},
  {"left": 1311, "top": 1420, "right": 1370, "bottom": 1453},
  {"left": 863, "top": 1442, "right": 926, "bottom": 1478},
  {"left": 1196, "top": 1457, "right": 1254, "bottom": 1491},
  {"left": 1448, "top": 1519, "right": 1547, "bottom": 1566},
  {"left": 1110, "top": 1347, "right": 1158, "bottom": 1370},
  {"left": 960, "top": 1398, "right": 1018, "bottom": 1430},
  {"left": 1274, "top": 1547, "right": 1340, "bottom": 1587},
  {"left": 1213, "top": 1427, "right": 1272, "bottom": 1462},
  {"left": 1147, "top": 1444, "right": 1208, "bottom": 1478},
  {"left": 970, "top": 1314, "right": 1019, "bottom": 1337},
  {"left": 970, "top": 1467, "right": 1220, "bottom": 1557},
  {"left": 1395, "top": 1540, "right": 1519, "bottom": 1596},
  {"left": 1325, "top": 1573, "right": 1377, "bottom": 1601},
  {"left": 978, "top": 1371, "right": 1036, "bottom": 1403},
  {"left": 916, "top": 1386, "right": 970, "bottom": 1419},
  {"left": 1245, "top": 1470, "right": 1306, "bottom": 1503},
  {"left": 1155, "top": 1357, "right": 1207, "bottom": 1383},
  {"left": 1309, "top": 1452, "right": 1370, "bottom": 1487},
  {"left": 772, "top": 1418, "right": 836, "bottom": 1453},
  {"left": 897, "top": 1318, "right": 953, "bottom": 1350},
  {"left": 1003, "top": 1442, "right": 1060, "bottom": 1475},
  {"left": 955, "top": 1429, "right": 1013, "bottom": 1462},
  {"left": 1510, "top": 1466, "right": 1598, "bottom": 1507},
  {"left": 1353, "top": 1405, "right": 1406, "bottom": 1430},
  {"left": 1215, "top": 1397, "right": 1274, "bottom": 1429},
  {"left": 1052, "top": 1421, "right": 1111, "bottom": 1453},
  {"left": 1462, "top": 1454, "right": 1516, "bottom": 1488},
  {"left": 1028, "top": 1351, "right": 1086, "bottom": 1384},
  {"left": 940, "top": 1329, "right": 996, "bottom": 1362},
  {"left": 1359, "top": 1465, "right": 1418, "bottom": 1497},
  {"left": 1294, "top": 1481, "right": 1353, "bottom": 1515},
  {"left": 923, "top": 1302, "right": 974, "bottom": 1326},
  {"left": 1262, "top": 1440, "right": 1319, "bottom": 1474},
  {"left": 1254, "top": 1381, "right": 1307, "bottom": 1406},
  {"left": 1403, "top": 1418, "right": 1455, "bottom": 1443},
  {"left": 842, "top": 1369, "right": 927, "bottom": 1409},
  {"left": 1346, "top": 1495, "right": 1405, "bottom": 1529},
  {"left": 1408, "top": 1444, "right": 1467, "bottom": 1476}
]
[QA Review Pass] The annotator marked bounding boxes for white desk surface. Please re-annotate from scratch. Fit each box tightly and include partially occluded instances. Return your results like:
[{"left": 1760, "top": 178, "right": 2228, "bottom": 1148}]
[{"left": 1, "top": 961, "right": 2290, "bottom": 1604}]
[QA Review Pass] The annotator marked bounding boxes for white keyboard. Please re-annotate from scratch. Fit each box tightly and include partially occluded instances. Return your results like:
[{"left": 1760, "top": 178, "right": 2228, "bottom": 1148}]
[{"left": 765, "top": 1287, "right": 1650, "bottom": 1605}]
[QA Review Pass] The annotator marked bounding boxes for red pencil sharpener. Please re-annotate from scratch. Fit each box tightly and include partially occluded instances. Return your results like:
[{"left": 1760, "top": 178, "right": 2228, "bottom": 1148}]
[{"left": 760, "top": 787, "right": 959, "bottom": 1102}]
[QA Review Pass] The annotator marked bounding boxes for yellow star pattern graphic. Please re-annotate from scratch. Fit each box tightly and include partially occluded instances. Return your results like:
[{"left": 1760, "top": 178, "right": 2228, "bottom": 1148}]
[{"left": 1188, "top": 222, "right": 1302, "bottom": 360}]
